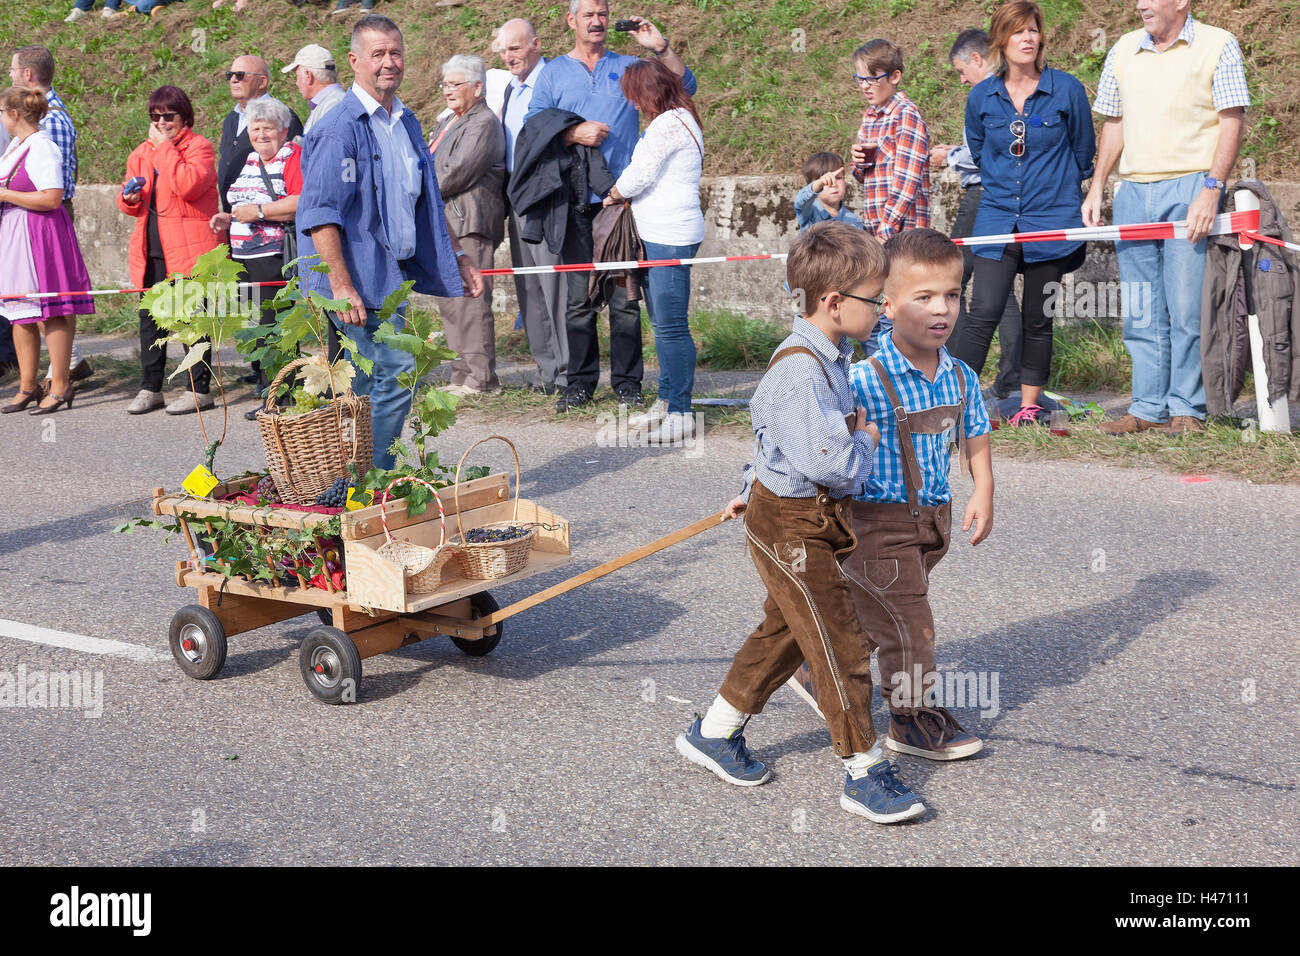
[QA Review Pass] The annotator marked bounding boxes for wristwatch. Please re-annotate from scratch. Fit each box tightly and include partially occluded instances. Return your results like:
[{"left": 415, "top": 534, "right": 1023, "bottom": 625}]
[
  {"left": 257, "top": 204, "right": 264, "bottom": 219},
  {"left": 1204, "top": 176, "right": 1225, "bottom": 191},
  {"left": 455, "top": 249, "right": 467, "bottom": 259}
]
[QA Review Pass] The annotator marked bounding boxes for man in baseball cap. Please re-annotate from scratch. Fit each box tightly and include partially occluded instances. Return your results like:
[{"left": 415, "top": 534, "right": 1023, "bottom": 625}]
[{"left": 283, "top": 44, "right": 345, "bottom": 135}]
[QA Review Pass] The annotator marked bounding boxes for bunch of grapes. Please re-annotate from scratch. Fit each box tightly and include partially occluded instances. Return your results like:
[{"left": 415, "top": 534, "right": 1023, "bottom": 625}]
[
  {"left": 256, "top": 474, "right": 280, "bottom": 505},
  {"left": 464, "top": 525, "right": 529, "bottom": 543},
  {"left": 284, "top": 387, "right": 327, "bottom": 417},
  {"left": 314, "top": 476, "right": 352, "bottom": 508}
]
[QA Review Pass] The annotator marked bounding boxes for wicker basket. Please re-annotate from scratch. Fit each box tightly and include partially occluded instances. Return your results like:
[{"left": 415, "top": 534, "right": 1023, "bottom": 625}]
[
  {"left": 256, "top": 357, "right": 373, "bottom": 505},
  {"left": 451, "top": 435, "right": 536, "bottom": 580},
  {"left": 375, "top": 476, "right": 454, "bottom": 594}
]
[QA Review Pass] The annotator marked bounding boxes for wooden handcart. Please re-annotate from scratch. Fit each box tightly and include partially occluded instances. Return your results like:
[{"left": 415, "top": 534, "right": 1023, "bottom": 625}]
[{"left": 150, "top": 466, "right": 724, "bottom": 705}]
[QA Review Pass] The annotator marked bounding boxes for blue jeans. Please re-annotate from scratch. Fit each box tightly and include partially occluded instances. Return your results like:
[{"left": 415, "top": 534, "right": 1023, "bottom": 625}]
[
  {"left": 331, "top": 304, "right": 414, "bottom": 472},
  {"left": 641, "top": 240, "right": 699, "bottom": 414},
  {"left": 75, "top": 0, "right": 123, "bottom": 7},
  {"left": 130, "top": 0, "right": 176, "bottom": 11},
  {"left": 1113, "top": 171, "right": 1214, "bottom": 422}
]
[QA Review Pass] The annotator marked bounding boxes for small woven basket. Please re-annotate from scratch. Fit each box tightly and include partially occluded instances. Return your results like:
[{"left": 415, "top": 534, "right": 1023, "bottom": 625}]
[
  {"left": 376, "top": 476, "right": 454, "bottom": 594},
  {"left": 451, "top": 435, "right": 536, "bottom": 580},
  {"left": 256, "top": 357, "right": 373, "bottom": 505}
]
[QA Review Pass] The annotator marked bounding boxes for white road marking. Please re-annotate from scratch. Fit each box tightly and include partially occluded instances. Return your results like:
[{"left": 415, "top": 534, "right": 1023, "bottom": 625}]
[
  {"left": 664, "top": 695, "right": 691, "bottom": 704},
  {"left": 0, "top": 619, "right": 170, "bottom": 663}
]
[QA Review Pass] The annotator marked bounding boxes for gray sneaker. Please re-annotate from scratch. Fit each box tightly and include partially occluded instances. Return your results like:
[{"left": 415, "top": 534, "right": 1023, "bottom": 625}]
[
  {"left": 165, "top": 391, "right": 215, "bottom": 415},
  {"left": 127, "top": 389, "right": 165, "bottom": 415}
]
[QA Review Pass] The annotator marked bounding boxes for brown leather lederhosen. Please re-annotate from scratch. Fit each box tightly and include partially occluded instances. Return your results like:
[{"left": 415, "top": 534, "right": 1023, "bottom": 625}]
[
  {"left": 839, "top": 355, "right": 969, "bottom": 713},
  {"left": 718, "top": 346, "right": 880, "bottom": 756}
]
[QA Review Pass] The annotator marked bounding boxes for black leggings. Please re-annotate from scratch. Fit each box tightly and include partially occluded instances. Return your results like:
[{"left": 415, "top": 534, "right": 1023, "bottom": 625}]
[{"left": 950, "top": 242, "right": 1085, "bottom": 390}]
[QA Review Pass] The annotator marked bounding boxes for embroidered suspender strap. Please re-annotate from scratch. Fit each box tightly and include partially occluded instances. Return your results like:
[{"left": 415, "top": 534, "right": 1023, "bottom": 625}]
[
  {"left": 952, "top": 362, "right": 971, "bottom": 478},
  {"left": 867, "top": 356, "right": 923, "bottom": 516}
]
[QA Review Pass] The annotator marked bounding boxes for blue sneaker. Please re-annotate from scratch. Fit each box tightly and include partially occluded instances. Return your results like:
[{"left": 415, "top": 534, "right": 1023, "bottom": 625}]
[
  {"left": 840, "top": 762, "right": 925, "bottom": 823},
  {"left": 675, "top": 716, "right": 772, "bottom": 787}
]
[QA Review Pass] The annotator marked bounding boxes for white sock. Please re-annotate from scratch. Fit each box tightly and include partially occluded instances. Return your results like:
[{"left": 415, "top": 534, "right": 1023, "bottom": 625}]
[
  {"left": 842, "top": 742, "right": 886, "bottom": 779},
  {"left": 699, "top": 694, "right": 748, "bottom": 739},
  {"left": 70, "top": 344, "right": 83, "bottom": 366}
]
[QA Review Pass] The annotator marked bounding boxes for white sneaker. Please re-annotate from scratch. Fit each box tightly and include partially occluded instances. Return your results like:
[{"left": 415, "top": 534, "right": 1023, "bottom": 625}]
[
  {"left": 627, "top": 398, "right": 668, "bottom": 431},
  {"left": 165, "top": 390, "right": 216, "bottom": 415},
  {"left": 441, "top": 383, "right": 481, "bottom": 397},
  {"left": 65, "top": 7, "right": 85, "bottom": 21},
  {"left": 646, "top": 412, "right": 696, "bottom": 445},
  {"left": 127, "top": 389, "right": 165, "bottom": 415},
  {"left": 102, "top": 5, "right": 120, "bottom": 15}
]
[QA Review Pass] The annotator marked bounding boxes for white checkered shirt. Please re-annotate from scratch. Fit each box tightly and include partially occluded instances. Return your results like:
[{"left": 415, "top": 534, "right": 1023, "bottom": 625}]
[{"left": 1094, "top": 16, "right": 1250, "bottom": 117}]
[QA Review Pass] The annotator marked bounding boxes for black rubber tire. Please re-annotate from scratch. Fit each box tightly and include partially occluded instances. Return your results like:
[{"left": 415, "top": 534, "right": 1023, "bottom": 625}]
[
  {"left": 299, "top": 627, "right": 363, "bottom": 704},
  {"left": 315, "top": 608, "right": 333, "bottom": 627},
  {"left": 451, "top": 591, "right": 504, "bottom": 656},
  {"left": 168, "top": 605, "right": 228, "bottom": 680}
]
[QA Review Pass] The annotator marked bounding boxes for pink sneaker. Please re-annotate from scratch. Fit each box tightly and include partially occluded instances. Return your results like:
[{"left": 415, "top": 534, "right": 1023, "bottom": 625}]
[{"left": 1005, "top": 404, "right": 1044, "bottom": 427}]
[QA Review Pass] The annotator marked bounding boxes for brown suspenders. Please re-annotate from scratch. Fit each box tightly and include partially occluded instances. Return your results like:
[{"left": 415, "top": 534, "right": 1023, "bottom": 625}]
[
  {"left": 866, "top": 356, "right": 970, "bottom": 517},
  {"left": 766, "top": 346, "right": 857, "bottom": 433}
]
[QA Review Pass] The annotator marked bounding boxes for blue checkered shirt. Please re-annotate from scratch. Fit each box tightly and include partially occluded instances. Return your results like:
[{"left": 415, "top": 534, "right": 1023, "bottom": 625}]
[
  {"left": 848, "top": 332, "right": 990, "bottom": 505},
  {"left": 740, "top": 316, "right": 876, "bottom": 504},
  {"left": 40, "top": 89, "right": 77, "bottom": 198},
  {"left": 1094, "top": 16, "right": 1250, "bottom": 117}
]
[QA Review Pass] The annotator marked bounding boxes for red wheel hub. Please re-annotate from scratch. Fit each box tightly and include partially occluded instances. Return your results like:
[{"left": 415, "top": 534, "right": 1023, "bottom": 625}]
[
  {"left": 182, "top": 639, "right": 195, "bottom": 651},
  {"left": 315, "top": 664, "right": 324, "bottom": 674}
]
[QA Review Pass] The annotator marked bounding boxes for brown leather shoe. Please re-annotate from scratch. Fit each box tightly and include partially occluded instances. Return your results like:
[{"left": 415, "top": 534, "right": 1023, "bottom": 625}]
[
  {"left": 1168, "top": 415, "right": 1207, "bottom": 435},
  {"left": 1098, "top": 413, "right": 1169, "bottom": 435}
]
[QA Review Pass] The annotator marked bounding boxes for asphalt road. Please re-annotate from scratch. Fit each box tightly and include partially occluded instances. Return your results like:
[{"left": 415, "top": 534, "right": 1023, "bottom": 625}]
[{"left": 1, "top": 380, "right": 1297, "bottom": 865}]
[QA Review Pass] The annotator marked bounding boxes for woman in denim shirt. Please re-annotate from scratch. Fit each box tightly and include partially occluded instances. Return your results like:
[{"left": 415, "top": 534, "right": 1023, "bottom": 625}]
[{"left": 950, "top": 0, "right": 1095, "bottom": 425}]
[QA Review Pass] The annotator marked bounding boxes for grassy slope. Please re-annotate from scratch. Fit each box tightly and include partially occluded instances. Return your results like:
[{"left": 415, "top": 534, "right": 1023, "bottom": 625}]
[{"left": 5, "top": 0, "right": 1296, "bottom": 185}]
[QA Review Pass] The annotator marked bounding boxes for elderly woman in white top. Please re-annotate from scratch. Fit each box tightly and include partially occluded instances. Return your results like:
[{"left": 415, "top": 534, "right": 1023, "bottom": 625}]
[
  {"left": 604, "top": 59, "right": 704, "bottom": 443},
  {"left": 209, "top": 96, "right": 303, "bottom": 415}
]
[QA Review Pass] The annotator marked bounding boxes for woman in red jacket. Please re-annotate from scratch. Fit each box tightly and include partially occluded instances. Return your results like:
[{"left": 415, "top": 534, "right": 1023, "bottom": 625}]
[{"left": 118, "top": 85, "right": 224, "bottom": 415}]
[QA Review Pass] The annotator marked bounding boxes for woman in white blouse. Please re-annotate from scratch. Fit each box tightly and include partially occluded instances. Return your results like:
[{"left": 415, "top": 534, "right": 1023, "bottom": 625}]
[{"left": 604, "top": 60, "right": 704, "bottom": 443}]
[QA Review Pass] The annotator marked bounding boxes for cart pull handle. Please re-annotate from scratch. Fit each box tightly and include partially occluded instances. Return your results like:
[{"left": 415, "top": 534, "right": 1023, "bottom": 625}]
[
  {"left": 474, "top": 510, "right": 729, "bottom": 629},
  {"left": 453, "top": 435, "right": 522, "bottom": 541}
]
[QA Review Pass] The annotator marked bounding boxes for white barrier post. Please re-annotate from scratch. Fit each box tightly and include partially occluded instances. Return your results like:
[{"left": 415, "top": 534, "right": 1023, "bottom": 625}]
[{"left": 1234, "top": 189, "right": 1292, "bottom": 433}]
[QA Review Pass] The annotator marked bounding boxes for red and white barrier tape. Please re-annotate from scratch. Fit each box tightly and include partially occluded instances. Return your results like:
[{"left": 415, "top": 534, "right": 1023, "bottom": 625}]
[
  {"left": 1238, "top": 230, "right": 1300, "bottom": 255},
  {"left": 0, "top": 210, "right": 1262, "bottom": 302}
]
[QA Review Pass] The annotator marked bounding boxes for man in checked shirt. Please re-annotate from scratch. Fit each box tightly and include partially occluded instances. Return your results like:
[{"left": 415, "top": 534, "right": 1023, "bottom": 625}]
[{"left": 850, "top": 38, "right": 932, "bottom": 354}]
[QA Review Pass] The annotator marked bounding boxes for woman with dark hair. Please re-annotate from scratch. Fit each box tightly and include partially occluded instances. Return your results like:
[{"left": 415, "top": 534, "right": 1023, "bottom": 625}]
[
  {"left": 0, "top": 86, "right": 95, "bottom": 414},
  {"left": 949, "top": 0, "right": 1094, "bottom": 426},
  {"left": 118, "top": 85, "right": 224, "bottom": 415},
  {"left": 604, "top": 59, "right": 703, "bottom": 443}
]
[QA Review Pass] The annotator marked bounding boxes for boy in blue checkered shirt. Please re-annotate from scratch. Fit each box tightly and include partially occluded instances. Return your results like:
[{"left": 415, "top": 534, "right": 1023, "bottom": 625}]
[{"left": 844, "top": 228, "right": 994, "bottom": 762}]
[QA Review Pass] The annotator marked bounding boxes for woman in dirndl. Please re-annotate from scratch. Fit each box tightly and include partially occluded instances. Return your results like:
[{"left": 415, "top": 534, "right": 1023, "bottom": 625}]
[{"left": 0, "top": 86, "right": 94, "bottom": 414}]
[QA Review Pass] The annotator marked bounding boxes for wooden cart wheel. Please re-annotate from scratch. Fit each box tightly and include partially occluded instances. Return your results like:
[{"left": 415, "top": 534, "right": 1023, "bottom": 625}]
[
  {"left": 168, "top": 605, "right": 228, "bottom": 680},
  {"left": 451, "top": 591, "right": 503, "bottom": 657},
  {"left": 299, "top": 627, "right": 362, "bottom": 704}
]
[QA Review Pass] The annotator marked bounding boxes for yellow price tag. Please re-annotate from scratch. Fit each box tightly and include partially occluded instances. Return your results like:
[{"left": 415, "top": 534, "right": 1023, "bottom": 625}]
[
  {"left": 182, "top": 465, "right": 220, "bottom": 498},
  {"left": 345, "top": 487, "right": 373, "bottom": 511}
]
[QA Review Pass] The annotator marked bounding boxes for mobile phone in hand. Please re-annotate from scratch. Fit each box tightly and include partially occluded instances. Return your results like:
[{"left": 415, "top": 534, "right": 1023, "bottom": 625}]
[
  {"left": 122, "top": 176, "right": 145, "bottom": 197},
  {"left": 613, "top": 19, "right": 638, "bottom": 32}
]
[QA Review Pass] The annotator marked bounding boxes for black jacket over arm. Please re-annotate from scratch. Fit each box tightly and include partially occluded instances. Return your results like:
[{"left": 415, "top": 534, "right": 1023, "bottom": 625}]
[
  {"left": 218, "top": 106, "right": 305, "bottom": 212},
  {"left": 507, "top": 108, "right": 616, "bottom": 256}
]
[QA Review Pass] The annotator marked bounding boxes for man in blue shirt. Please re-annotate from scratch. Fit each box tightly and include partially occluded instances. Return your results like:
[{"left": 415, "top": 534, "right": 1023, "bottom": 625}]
[
  {"left": 297, "top": 14, "right": 483, "bottom": 470},
  {"left": 498, "top": 18, "right": 567, "bottom": 396},
  {"left": 523, "top": 0, "right": 696, "bottom": 412}
]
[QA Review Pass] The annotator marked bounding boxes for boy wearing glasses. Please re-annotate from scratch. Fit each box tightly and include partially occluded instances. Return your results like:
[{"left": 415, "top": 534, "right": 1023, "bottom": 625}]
[
  {"left": 676, "top": 222, "right": 930, "bottom": 825},
  {"left": 850, "top": 38, "right": 931, "bottom": 353},
  {"left": 842, "top": 228, "right": 993, "bottom": 764}
]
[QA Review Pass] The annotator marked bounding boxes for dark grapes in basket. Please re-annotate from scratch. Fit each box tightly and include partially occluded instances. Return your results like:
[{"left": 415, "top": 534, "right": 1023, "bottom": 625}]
[
  {"left": 256, "top": 474, "right": 280, "bottom": 505},
  {"left": 463, "top": 525, "right": 530, "bottom": 544},
  {"left": 313, "top": 476, "right": 353, "bottom": 509}
]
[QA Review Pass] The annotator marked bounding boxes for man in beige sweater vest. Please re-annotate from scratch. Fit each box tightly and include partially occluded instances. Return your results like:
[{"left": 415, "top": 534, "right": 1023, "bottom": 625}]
[{"left": 1083, "top": 0, "right": 1249, "bottom": 436}]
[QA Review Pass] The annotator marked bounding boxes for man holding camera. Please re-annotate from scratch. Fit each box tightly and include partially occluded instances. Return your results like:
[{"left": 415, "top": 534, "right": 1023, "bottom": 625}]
[{"left": 524, "top": 0, "right": 695, "bottom": 413}]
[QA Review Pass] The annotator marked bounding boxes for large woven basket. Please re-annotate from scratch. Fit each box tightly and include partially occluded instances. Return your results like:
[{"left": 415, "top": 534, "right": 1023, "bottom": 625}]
[
  {"left": 376, "top": 476, "right": 454, "bottom": 595},
  {"left": 256, "top": 357, "right": 373, "bottom": 505},
  {"left": 451, "top": 435, "right": 536, "bottom": 580}
]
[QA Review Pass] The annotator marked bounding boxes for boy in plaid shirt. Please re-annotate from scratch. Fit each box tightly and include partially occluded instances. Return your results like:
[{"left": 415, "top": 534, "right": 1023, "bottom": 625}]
[
  {"left": 850, "top": 39, "right": 931, "bottom": 353},
  {"left": 846, "top": 228, "right": 993, "bottom": 763}
]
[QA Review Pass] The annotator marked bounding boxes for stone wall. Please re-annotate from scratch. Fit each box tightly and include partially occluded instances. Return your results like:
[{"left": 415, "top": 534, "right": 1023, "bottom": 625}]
[{"left": 73, "top": 174, "right": 1300, "bottom": 323}]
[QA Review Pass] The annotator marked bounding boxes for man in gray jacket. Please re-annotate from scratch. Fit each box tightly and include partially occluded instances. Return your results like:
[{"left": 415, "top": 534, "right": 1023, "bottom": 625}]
[{"left": 429, "top": 54, "right": 506, "bottom": 394}]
